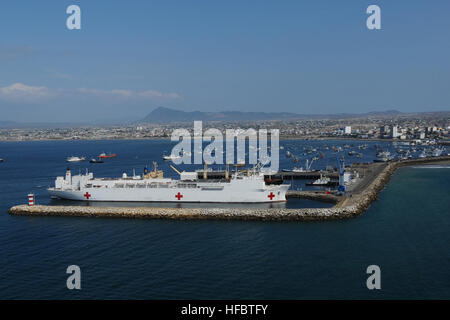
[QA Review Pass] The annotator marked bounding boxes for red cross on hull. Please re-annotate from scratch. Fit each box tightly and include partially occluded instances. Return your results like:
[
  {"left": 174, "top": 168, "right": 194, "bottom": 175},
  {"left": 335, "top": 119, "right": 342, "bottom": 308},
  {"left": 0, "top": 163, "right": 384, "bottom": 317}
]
[
  {"left": 175, "top": 192, "right": 183, "bottom": 200},
  {"left": 268, "top": 192, "right": 275, "bottom": 200},
  {"left": 84, "top": 192, "right": 91, "bottom": 200}
]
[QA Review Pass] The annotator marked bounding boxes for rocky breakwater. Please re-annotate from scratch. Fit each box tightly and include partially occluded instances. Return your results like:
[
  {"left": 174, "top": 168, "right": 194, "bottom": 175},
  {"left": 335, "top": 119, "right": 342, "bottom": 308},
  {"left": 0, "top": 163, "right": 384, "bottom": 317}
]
[{"left": 9, "top": 204, "right": 356, "bottom": 221}]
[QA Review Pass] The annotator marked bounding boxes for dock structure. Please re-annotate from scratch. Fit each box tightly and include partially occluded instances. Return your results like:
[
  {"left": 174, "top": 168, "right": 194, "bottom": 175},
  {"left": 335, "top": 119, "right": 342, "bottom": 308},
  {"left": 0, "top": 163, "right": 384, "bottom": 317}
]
[
  {"left": 7, "top": 156, "right": 450, "bottom": 221},
  {"left": 197, "top": 171, "right": 339, "bottom": 180}
]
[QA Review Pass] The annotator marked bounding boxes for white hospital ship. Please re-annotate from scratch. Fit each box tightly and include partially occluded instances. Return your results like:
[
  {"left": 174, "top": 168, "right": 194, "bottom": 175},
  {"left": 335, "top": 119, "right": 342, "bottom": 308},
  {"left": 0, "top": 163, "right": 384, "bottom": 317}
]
[{"left": 48, "top": 162, "right": 289, "bottom": 203}]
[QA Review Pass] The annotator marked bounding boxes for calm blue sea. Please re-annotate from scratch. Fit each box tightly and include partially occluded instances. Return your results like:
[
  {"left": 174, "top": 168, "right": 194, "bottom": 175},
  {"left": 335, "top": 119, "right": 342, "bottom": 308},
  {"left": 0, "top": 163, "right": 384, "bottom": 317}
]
[{"left": 0, "top": 140, "right": 449, "bottom": 299}]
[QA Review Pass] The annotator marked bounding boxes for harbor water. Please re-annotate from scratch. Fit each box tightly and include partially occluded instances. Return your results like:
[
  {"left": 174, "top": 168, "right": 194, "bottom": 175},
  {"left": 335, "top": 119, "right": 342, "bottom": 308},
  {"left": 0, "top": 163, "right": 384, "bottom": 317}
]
[{"left": 0, "top": 140, "right": 449, "bottom": 299}]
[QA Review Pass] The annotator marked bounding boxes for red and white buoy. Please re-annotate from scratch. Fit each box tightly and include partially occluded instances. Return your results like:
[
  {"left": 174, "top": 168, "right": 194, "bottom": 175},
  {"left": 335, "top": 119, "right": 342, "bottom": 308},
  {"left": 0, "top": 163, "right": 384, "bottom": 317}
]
[{"left": 28, "top": 194, "right": 35, "bottom": 206}]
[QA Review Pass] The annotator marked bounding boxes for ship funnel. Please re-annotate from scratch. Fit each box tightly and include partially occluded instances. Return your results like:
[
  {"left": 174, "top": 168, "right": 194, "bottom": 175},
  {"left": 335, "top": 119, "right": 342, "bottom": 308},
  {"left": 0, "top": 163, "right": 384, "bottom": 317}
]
[{"left": 65, "top": 168, "right": 72, "bottom": 183}]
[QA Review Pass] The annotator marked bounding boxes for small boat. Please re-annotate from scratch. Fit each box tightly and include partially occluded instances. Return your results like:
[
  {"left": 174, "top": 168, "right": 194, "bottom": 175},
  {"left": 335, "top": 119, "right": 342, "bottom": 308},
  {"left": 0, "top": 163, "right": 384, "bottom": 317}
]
[
  {"left": 373, "top": 157, "right": 391, "bottom": 163},
  {"left": 163, "top": 154, "right": 181, "bottom": 161},
  {"left": 98, "top": 152, "right": 116, "bottom": 159},
  {"left": 418, "top": 151, "right": 427, "bottom": 158},
  {"left": 67, "top": 156, "right": 86, "bottom": 162},
  {"left": 432, "top": 148, "right": 444, "bottom": 157},
  {"left": 306, "top": 174, "right": 331, "bottom": 186},
  {"left": 0, "top": 158, "right": 3, "bottom": 163},
  {"left": 89, "top": 158, "right": 104, "bottom": 163},
  {"left": 348, "top": 151, "right": 356, "bottom": 156},
  {"left": 376, "top": 151, "right": 390, "bottom": 158},
  {"left": 282, "top": 167, "right": 307, "bottom": 173}
]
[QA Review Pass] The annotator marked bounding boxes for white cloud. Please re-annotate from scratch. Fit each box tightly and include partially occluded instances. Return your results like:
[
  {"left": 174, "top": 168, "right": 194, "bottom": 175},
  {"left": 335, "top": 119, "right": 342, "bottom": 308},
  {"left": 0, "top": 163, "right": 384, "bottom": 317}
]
[
  {"left": 138, "top": 90, "right": 181, "bottom": 99},
  {"left": 0, "top": 83, "right": 51, "bottom": 102},
  {"left": 0, "top": 83, "right": 181, "bottom": 103},
  {"left": 76, "top": 88, "right": 181, "bottom": 100}
]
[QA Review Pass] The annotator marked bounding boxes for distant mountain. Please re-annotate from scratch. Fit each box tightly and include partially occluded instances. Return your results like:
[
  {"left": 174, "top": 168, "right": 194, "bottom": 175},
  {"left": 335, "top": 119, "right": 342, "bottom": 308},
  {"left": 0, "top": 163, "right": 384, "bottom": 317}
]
[
  {"left": 141, "top": 107, "right": 302, "bottom": 123},
  {"left": 0, "top": 121, "right": 19, "bottom": 128},
  {"left": 141, "top": 107, "right": 405, "bottom": 123},
  {"left": 366, "top": 110, "right": 403, "bottom": 116}
]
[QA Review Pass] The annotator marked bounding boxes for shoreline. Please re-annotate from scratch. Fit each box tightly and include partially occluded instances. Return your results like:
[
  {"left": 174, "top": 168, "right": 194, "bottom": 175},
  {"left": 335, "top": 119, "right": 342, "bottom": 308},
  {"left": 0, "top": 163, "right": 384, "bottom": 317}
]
[
  {"left": 1, "top": 136, "right": 448, "bottom": 144},
  {"left": 8, "top": 156, "right": 450, "bottom": 221}
]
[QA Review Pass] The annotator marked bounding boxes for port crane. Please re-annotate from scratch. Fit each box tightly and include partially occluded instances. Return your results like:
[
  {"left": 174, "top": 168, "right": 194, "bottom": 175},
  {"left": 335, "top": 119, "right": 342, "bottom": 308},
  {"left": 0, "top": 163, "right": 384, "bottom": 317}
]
[{"left": 336, "top": 156, "right": 346, "bottom": 193}]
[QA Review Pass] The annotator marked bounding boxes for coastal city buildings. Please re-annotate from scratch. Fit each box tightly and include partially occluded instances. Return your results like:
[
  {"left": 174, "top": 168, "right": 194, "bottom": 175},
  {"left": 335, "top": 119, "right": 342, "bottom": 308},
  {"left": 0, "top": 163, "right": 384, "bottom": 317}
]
[{"left": 0, "top": 112, "right": 449, "bottom": 143}]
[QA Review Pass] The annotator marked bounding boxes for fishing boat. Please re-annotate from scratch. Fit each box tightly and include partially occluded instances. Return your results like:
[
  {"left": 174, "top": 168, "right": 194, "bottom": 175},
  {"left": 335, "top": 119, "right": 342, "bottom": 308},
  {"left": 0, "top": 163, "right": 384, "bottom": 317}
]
[
  {"left": 89, "top": 158, "right": 104, "bottom": 164},
  {"left": 432, "top": 148, "right": 444, "bottom": 157},
  {"left": 418, "top": 150, "right": 427, "bottom": 158},
  {"left": 98, "top": 152, "right": 116, "bottom": 159},
  {"left": 376, "top": 151, "right": 390, "bottom": 158}
]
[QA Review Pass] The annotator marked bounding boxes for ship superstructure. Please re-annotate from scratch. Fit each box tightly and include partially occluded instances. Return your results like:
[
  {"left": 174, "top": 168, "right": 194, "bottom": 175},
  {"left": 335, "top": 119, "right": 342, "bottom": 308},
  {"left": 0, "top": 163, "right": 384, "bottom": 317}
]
[{"left": 48, "top": 162, "right": 289, "bottom": 203}]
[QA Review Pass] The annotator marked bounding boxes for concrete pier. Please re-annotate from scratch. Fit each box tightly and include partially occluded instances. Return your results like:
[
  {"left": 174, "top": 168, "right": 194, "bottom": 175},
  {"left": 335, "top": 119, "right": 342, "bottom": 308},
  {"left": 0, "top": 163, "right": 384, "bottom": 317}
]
[
  {"left": 197, "top": 171, "right": 339, "bottom": 180},
  {"left": 8, "top": 156, "right": 450, "bottom": 221}
]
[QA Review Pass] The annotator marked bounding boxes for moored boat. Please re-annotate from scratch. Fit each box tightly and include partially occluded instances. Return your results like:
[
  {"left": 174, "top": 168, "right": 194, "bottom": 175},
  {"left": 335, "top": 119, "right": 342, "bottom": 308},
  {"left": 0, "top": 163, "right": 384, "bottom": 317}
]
[{"left": 306, "top": 174, "right": 332, "bottom": 186}]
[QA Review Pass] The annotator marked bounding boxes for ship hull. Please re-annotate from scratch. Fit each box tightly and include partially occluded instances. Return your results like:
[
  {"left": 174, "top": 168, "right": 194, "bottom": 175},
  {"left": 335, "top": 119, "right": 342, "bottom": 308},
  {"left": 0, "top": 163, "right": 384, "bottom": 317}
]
[{"left": 48, "top": 184, "right": 289, "bottom": 203}]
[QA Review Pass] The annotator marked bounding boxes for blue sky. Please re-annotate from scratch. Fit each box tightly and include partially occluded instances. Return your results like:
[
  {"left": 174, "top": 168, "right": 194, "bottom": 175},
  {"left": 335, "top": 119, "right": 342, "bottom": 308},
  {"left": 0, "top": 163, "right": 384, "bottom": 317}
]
[{"left": 0, "top": 0, "right": 449, "bottom": 122}]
